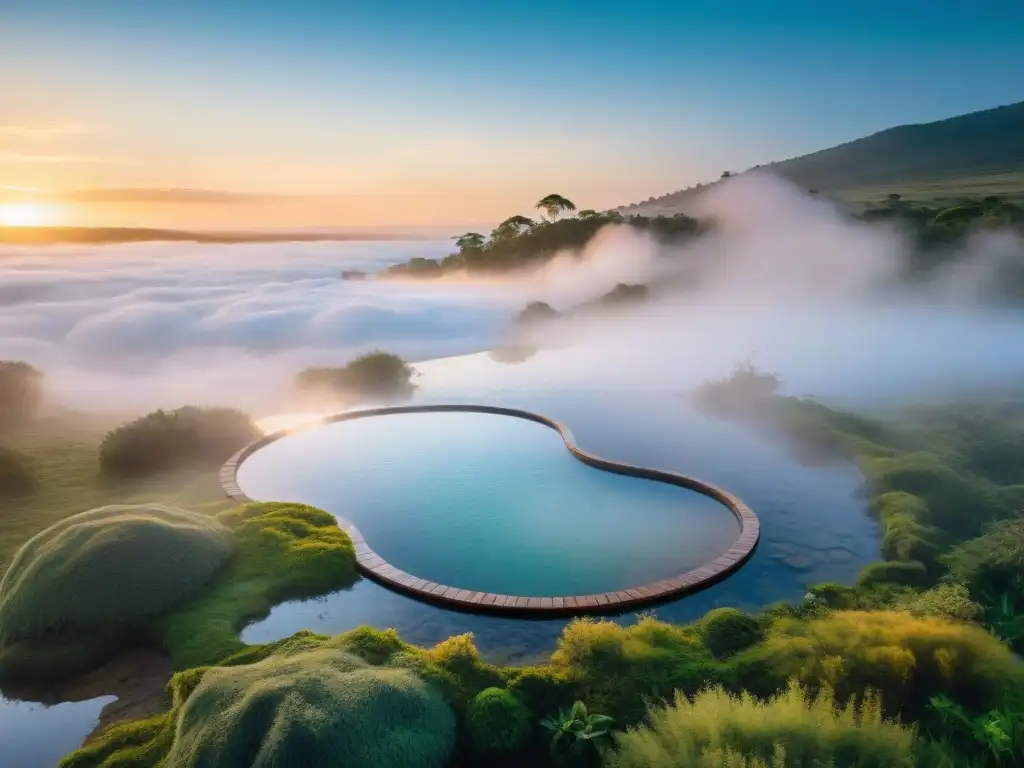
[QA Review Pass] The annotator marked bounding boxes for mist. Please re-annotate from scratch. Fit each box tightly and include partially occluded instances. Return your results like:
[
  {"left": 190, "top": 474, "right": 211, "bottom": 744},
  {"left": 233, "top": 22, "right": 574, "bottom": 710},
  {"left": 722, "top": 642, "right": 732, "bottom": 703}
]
[{"left": 2, "top": 174, "right": 1023, "bottom": 418}]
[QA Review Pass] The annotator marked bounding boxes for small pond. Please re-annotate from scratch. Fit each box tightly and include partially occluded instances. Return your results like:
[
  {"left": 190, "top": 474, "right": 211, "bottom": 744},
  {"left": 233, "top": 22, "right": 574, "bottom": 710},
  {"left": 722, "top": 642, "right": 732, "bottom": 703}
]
[
  {"left": 241, "top": 349, "right": 880, "bottom": 662},
  {"left": 236, "top": 410, "right": 740, "bottom": 598},
  {"left": 0, "top": 694, "right": 115, "bottom": 768}
]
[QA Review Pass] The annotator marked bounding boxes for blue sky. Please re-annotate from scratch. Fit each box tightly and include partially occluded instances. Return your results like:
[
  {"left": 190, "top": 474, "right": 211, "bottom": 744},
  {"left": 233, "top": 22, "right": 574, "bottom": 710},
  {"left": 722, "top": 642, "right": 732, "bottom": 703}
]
[{"left": 1, "top": 0, "right": 1022, "bottom": 227}]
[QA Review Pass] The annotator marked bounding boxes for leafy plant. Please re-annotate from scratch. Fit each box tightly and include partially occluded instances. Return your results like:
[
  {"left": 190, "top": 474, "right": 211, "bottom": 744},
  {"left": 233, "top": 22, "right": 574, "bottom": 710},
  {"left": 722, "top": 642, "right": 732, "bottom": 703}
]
[
  {"left": 928, "top": 694, "right": 1024, "bottom": 766},
  {"left": 541, "top": 700, "right": 615, "bottom": 760}
]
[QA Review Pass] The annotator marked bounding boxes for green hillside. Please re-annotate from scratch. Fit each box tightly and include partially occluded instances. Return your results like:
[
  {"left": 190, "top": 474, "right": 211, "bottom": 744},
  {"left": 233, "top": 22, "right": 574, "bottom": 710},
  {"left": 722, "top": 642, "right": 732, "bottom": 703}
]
[{"left": 623, "top": 101, "right": 1024, "bottom": 213}]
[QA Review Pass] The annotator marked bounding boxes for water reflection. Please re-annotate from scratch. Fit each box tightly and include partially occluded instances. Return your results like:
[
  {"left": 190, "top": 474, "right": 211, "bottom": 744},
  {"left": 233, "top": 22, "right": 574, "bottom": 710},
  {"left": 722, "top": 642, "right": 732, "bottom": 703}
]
[
  {"left": 242, "top": 351, "right": 878, "bottom": 661},
  {"left": 0, "top": 694, "right": 116, "bottom": 768}
]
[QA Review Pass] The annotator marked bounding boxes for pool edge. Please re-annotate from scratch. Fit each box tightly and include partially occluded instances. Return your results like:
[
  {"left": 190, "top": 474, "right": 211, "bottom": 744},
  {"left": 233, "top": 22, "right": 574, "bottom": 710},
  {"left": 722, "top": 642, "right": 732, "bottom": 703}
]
[{"left": 220, "top": 404, "right": 760, "bottom": 615}]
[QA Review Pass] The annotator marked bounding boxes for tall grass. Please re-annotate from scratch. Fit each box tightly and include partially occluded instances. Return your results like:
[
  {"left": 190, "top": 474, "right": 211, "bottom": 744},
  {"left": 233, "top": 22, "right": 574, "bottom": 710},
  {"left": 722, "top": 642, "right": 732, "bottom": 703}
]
[{"left": 608, "top": 681, "right": 916, "bottom": 768}]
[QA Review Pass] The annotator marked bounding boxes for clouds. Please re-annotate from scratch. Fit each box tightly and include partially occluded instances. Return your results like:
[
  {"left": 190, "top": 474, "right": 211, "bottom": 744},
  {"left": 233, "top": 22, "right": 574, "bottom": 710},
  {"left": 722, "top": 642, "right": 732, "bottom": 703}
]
[
  {"left": 0, "top": 240, "right": 519, "bottom": 412},
  {"left": 0, "top": 174, "right": 1022, "bottom": 418}
]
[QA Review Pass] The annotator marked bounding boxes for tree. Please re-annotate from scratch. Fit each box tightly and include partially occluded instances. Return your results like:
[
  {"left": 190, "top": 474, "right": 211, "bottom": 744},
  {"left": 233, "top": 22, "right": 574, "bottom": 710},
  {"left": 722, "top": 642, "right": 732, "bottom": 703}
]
[
  {"left": 721, "top": 171, "right": 733, "bottom": 179},
  {"left": 535, "top": 194, "right": 577, "bottom": 221},
  {"left": 455, "top": 232, "right": 486, "bottom": 251},
  {"left": 577, "top": 209, "right": 601, "bottom": 219},
  {"left": 491, "top": 215, "right": 535, "bottom": 241}
]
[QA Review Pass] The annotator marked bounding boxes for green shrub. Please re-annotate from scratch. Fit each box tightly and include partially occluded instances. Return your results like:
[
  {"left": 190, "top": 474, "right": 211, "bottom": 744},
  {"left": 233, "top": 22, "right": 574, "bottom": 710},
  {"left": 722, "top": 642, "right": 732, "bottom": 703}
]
[
  {"left": 944, "top": 518, "right": 1024, "bottom": 600},
  {"left": 550, "top": 617, "right": 717, "bottom": 723},
  {"left": 698, "top": 608, "right": 765, "bottom": 659},
  {"left": 293, "top": 350, "right": 417, "bottom": 404},
  {"left": 894, "top": 583, "right": 981, "bottom": 622},
  {"left": 0, "top": 360, "right": 43, "bottom": 431},
  {"left": 0, "top": 446, "right": 34, "bottom": 494},
  {"left": 465, "top": 687, "right": 530, "bottom": 754},
  {"left": 157, "top": 502, "right": 357, "bottom": 668},
  {"left": 607, "top": 681, "right": 915, "bottom": 768},
  {"left": 0, "top": 503, "right": 231, "bottom": 683},
  {"left": 164, "top": 649, "right": 456, "bottom": 768},
  {"left": 733, "top": 610, "right": 1022, "bottom": 718},
  {"left": 858, "top": 560, "right": 932, "bottom": 588},
  {"left": 504, "top": 665, "right": 576, "bottom": 717},
  {"left": 99, "top": 406, "right": 259, "bottom": 478}
]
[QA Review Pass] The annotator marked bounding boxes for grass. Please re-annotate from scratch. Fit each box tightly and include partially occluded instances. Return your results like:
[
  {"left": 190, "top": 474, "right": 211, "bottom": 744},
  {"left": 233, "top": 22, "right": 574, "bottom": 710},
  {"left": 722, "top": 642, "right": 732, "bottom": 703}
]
[
  {"left": 607, "top": 681, "right": 916, "bottom": 768},
  {"left": 0, "top": 412, "right": 230, "bottom": 573},
  {"left": 836, "top": 170, "right": 1024, "bottom": 206},
  {"left": 156, "top": 502, "right": 358, "bottom": 669}
]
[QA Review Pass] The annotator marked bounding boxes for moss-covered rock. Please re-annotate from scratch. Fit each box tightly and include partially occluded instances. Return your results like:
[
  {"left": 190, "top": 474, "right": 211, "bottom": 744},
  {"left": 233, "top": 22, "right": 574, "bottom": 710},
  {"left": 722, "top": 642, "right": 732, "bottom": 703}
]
[
  {"left": 164, "top": 649, "right": 455, "bottom": 768},
  {"left": 0, "top": 503, "right": 232, "bottom": 683}
]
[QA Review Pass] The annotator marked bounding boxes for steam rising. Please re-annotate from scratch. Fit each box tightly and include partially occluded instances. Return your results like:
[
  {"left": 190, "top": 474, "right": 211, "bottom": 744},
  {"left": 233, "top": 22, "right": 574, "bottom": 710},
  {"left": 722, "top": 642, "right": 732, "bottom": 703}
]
[{"left": 2, "top": 175, "right": 1023, "bottom": 416}]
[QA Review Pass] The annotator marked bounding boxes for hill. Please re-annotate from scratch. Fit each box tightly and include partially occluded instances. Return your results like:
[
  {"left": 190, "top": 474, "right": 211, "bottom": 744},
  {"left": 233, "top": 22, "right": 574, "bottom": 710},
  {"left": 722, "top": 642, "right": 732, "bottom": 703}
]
[{"left": 622, "top": 101, "right": 1024, "bottom": 214}]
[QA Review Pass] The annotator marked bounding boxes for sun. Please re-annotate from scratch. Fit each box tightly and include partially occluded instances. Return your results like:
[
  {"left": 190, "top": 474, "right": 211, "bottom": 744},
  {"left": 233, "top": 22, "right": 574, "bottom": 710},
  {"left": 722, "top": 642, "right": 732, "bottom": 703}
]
[{"left": 0, "top": 202, "right": 59, "bottom": 227}]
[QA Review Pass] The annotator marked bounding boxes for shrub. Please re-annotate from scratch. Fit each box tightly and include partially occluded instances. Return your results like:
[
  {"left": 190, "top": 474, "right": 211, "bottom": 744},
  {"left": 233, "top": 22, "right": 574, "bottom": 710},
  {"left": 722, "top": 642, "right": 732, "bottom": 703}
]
[
  {"left": 516, "top": 301, "right": 561, "bottom": 325},
  {"left": 607, "top": 681, "right": 916, "bottom": 768},
  {"left": 550, "top": 617, "right": 717, "bottom": 724},
  {"left": 0, "top": 360, "right": 42, "bottom": 431},
  {"left": 698, "top": 608, "right": 765, "bottom": 659},
  {"left": 732, "top": 610, "right": 1022, "bottom": 719},
  {"left": 294, "top": 350, "right": 417, "bottom": 404},
  {"left": 164, "top": 649, "right": 456, "bottom": 768},
  {"left": 0, "top": 504, "right": 231, "bottom": 683},
  {"left": 944, "top": 518, "right": 1024, "bottom": 600},
  {"left": 465, "top": 687, "right": 531, "bottom": 754},
  {"left": 0, "top": 446, "right": 34, "bottom": 494},
  {"left": 858, "top": 560, "right": 932, "bottom": 588},
  {"left": 99, "top": 406, "right": 259, "bottom": 478},
  {"left": 894, "top": 583, "right": 981, "bottom": 622}
]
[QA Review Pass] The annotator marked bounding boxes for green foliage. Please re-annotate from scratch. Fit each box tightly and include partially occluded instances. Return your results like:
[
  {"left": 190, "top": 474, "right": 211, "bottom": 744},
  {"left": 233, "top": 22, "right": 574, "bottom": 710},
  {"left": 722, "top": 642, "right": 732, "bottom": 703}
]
[
  {"left": 698, "top": 608, "right": 765, "bottom": 659},
  {"left": 542, "top": 700, "right": 615, "bottom": 760},
  {"left": 0, "top": 503, "right": 231, "bottom": 684},
  {"left": 99, "top": 406, "right": 259, "bottom": 478},
  {"left": 294, "top": 350, "right": 417, "bottom": 403},
  {"left": 607, "top": 681, "right": 915, "bottom": 768},
  {"left": 858, "top": 560, "right": 932, "bottom": 588},
  {"left": 157, "top": 502, "right": 357, "bottom": 668},
  {"left": 732, "top": 610, "right": 1021, "bottom": 719},
  {"left": 0, "top": 446, "right": 34, "bottom": 495},
  {"left": 927, "top": 693, "right": 1024, "bottom": 767},
  {"left": 550, "top": 617, "right": 716, "bottom": 723},
  {"left": 944, "top": 518, "right": 1024, "bottom": 601},
  {"left": 693, "top": 362, "right": 782, "bottom": 416},
  {"left": 163, "top": 648, "right": 455, "bottom": 768},
  {"left": 0, "top": 360, "right": 43, "bottom": 431},
  {"left": 894, "top": 583, "right": 981, "bottom": 622},
  {"left": 465, "top": 687, "right": 531, "bottom": 754}
]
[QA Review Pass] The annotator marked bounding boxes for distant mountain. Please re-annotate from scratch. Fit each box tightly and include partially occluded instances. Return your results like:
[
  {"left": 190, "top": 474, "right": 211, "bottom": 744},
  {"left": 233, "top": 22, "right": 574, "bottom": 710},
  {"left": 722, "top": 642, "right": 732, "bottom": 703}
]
[{"left": 622, "top": 101, "right": 1024, "bottom": 214}]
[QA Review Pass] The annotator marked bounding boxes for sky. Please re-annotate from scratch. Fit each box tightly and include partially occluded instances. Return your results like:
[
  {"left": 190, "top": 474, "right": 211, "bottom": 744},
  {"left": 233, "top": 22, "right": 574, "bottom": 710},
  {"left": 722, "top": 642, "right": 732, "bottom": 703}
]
[{"left": 1, "top": 0, "right": 1022, "bottom": 230}]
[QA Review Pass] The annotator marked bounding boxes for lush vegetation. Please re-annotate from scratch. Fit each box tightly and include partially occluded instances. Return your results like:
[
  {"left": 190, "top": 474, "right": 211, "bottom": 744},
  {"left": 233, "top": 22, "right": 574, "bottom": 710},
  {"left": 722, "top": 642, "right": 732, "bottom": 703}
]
[
  {"left": 0, "top": 504, "right": 233, "bottom": 685},
  {"left": 99, "top": 406, "right": 260, "bottom": 478},
  {"left": 608, "top": 682, "right": 915, "bottom": 768},
  {"left": 0, "top": 360, "right": 43, "bottom": 432},
  {"left": 294, "top": 350, "right": 417, "bottom": 405},
  {"left": 466, "top": 686, "right": 531, "bottom": 755},
  {"left": 156, "top": 501, "right": 358, "bottom": 668},
  {"left": 382, "top": 194, "right": 704, "bottom": 278}
]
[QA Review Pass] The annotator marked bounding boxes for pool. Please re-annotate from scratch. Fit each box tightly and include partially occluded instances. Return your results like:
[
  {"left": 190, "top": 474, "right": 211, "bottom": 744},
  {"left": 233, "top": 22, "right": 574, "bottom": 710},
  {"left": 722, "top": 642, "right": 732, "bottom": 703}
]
[
  {"left": 241, "top": 350, "right": 879, "bottom": 660},
  {"left": 0, "top": 694, "right": 115, "bottom": 768},
  {"left": 233, "top": 407, "right": 754, "bottom": 605}
]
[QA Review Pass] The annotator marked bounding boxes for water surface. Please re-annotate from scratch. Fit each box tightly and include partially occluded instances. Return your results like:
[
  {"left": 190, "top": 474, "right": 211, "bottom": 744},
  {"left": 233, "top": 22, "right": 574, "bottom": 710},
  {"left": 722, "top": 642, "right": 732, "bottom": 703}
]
[
  {"left": 243, "top": 350, "right": 880, "bottom": 661},
  {"left": 0, "top": 694, "right": 115, "bottom": 768},
  {"left": 237, "top": 411, "right": 740, "bottom": 596}
]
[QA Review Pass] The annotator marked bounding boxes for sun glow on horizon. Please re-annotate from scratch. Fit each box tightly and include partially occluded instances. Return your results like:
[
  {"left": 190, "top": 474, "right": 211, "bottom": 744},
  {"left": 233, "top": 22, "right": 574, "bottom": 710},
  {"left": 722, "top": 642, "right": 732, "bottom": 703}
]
[{"left": 0, "top": 202, "right": 61, "bottom": 227}]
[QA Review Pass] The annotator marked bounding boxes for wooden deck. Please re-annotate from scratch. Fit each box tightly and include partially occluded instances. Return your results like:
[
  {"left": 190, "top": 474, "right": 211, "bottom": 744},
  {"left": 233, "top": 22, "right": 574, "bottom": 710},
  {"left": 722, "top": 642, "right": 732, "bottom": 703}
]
[{"left": 220, "top": 404, "right": 760, "bottom": 614}]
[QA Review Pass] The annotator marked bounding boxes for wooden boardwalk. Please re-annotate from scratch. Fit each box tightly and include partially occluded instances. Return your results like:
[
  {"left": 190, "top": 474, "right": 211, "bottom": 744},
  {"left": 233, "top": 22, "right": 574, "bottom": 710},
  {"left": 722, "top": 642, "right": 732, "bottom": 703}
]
[{"left": 220, "top": 404, "right": 760, "bottom": 615}]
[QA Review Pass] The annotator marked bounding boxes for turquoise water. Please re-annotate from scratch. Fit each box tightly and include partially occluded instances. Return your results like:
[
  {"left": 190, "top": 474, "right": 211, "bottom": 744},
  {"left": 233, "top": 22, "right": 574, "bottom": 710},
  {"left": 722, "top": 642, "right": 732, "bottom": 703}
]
[
  {"left": 236, "top": 411, "right": 740, "bottom": 597},
  {"left": 242, "top": 351, "right": 879, "bottom": 662}
]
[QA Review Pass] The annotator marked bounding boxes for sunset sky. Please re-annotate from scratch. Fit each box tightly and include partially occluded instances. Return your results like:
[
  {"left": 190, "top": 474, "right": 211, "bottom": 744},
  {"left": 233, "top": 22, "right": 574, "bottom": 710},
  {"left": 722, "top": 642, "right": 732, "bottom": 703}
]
[{"left": 2, "top": 0, "right": 1022, "bottom": 230}]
